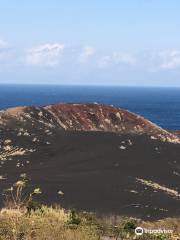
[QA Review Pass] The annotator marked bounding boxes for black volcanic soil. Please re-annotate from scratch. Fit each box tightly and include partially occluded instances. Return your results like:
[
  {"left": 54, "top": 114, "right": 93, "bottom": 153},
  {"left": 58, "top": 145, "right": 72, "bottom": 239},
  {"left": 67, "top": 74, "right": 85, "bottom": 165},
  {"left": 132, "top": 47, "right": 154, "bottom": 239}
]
[
  {"left": 0, "top": 130, "right": 180, "bottom": 220},
  {"left": 0, "top": 103, "right": 180, "bottom": 220}
]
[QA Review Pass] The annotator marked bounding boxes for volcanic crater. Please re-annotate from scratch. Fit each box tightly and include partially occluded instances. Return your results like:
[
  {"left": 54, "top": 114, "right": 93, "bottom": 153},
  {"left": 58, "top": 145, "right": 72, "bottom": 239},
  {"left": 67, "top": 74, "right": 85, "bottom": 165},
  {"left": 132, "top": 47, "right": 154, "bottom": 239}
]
[{"left": 0, "top": 103, "right": 180, "bottom": 220}]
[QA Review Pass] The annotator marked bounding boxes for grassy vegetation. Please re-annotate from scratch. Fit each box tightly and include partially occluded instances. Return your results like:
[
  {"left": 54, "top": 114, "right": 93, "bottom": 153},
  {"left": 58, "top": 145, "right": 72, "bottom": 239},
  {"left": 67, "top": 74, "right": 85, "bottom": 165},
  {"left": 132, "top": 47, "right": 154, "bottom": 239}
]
[
  {"left": 0, "top": 206, "right": 180, "bottom": 240},
  {"left": 0, "top": 206, "right": 98, "bottom": 240}
]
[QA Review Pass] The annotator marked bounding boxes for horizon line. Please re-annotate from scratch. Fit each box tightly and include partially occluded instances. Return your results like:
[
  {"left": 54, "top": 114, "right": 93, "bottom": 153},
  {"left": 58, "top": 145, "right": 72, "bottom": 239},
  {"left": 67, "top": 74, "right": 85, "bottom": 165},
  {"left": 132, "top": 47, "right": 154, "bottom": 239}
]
[{"left": 1, "top": 83, "right": 180, "bottom": 88}]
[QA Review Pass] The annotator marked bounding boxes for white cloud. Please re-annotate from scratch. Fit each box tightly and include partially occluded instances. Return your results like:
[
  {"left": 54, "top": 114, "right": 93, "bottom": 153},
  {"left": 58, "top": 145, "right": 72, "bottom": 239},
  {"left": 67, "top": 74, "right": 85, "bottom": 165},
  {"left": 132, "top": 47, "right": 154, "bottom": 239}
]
[
  {"left": 26, "top": 43, "right": 65, "bottom": 67},
  {"left": 98, "top": 55, "right": 112, "bottom": 68},
  {"left": 0, "top": 39, "right": 8, "bottom": 49},
  {"left": 159, "top": 50, "right": 180, "bottom": 70},
  {"left": 0, "top": 39, "right": 13, "bottom": 65},
  {"left": 98, "top": 52, "right": 137, "bottom": 69},
  {"left": 79, "top": 46, "right": 96, "bottom": 62},
  {"left": 112, "top": 52, "right": 137, "bottom": 65},
  {"left": 3, "top": 39, "right": 180, "bottom": 74},
  {"left": 83, "top": 46, "right": 95, "bottom": 57}
]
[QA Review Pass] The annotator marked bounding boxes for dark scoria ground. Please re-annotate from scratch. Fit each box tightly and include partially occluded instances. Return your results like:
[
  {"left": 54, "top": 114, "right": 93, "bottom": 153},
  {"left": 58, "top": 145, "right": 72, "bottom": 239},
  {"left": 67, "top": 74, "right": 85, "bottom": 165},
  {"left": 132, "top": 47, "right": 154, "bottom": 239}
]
[{"left": 0, "top": 103, "right": 180, "bottom": 220}]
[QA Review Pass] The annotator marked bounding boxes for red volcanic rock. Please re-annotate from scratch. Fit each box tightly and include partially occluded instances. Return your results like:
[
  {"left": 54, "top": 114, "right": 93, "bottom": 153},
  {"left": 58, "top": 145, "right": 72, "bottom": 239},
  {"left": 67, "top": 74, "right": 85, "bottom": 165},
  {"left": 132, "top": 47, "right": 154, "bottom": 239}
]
[
  {"left": 45, "top": 103, "right": 160, "bottom": 132},
  {"left": 1, "top": 103, "right": 179, "bottom": 143},
  {"left": 6, "top": 106, "right": 26, "bottom": 115}
]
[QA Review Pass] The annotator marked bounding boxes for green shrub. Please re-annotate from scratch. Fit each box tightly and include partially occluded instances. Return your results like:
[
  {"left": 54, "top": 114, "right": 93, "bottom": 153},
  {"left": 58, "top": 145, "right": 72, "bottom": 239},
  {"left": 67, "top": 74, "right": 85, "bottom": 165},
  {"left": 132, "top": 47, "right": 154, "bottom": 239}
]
[
  {"left": 123, "top": 219, "right": 137, "bottom": 231},
  {"left": 68, "top": 209, "right": 81, "bottom": 225}
]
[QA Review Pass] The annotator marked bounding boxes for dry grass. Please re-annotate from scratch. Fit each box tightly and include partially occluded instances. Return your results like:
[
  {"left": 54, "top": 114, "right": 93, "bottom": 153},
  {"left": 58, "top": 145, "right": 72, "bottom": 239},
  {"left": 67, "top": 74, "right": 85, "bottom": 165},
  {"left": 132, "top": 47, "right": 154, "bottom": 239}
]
[
  {"left": 0, "top": 175, "right": 99, "bottom": 239},
  {"left": 0, "top": 206, "right": 98, "bottom": 240},
  {"left": 85, "top": 213, "right": 180, "bottom": 240},
  {"left": 0, "top": 206, "right": 180, "bottom": 240}
]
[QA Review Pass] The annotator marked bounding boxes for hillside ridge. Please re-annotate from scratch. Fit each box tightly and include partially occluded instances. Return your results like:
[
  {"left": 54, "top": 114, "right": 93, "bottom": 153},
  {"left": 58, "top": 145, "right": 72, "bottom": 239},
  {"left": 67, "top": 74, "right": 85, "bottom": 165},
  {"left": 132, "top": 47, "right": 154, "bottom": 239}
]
[{"left": 0, "top": 103, "right": 179, "bottom": 143}]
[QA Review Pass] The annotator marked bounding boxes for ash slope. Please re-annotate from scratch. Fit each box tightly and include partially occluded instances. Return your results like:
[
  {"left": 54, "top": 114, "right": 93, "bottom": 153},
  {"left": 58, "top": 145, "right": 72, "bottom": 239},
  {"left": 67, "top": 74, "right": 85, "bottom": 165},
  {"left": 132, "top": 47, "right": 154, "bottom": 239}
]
[{"left": 0, "top": 103, "right": 180, "bottom": 220}]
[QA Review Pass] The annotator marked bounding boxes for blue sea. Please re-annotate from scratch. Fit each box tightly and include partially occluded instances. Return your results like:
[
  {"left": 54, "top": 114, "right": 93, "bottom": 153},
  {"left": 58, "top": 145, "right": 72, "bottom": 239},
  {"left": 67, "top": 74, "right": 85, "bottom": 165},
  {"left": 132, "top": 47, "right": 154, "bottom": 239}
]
[{"left": 0, "top": 84, "right": 180, "bottom": 130}]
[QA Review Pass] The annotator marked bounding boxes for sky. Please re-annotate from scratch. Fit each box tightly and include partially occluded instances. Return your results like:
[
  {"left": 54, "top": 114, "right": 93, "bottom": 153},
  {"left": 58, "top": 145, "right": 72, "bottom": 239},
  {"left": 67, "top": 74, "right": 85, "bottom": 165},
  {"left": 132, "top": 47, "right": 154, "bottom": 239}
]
[{"left": 0, "top": 1, "right": 180, "bottom": 86}]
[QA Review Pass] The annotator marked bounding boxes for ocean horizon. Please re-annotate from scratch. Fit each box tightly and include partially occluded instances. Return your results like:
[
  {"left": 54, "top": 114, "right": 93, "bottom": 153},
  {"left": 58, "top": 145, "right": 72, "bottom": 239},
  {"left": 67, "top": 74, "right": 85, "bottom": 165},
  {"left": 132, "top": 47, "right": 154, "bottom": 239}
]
[{"left": 0, "top": 84, "right": 180, "bottom": 130}]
